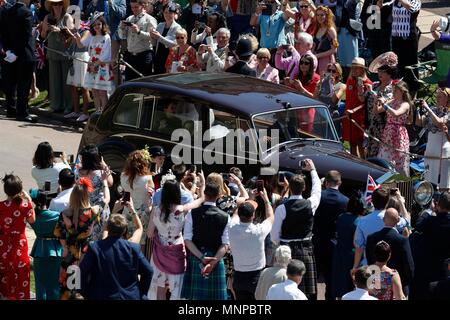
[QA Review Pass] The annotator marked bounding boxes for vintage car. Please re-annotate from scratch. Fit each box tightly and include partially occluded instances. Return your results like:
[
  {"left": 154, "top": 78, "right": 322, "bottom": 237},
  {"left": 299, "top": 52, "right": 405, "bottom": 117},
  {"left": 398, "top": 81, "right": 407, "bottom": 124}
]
[{"left": 79, "top": 72, "right": 433, "bottom": 213}]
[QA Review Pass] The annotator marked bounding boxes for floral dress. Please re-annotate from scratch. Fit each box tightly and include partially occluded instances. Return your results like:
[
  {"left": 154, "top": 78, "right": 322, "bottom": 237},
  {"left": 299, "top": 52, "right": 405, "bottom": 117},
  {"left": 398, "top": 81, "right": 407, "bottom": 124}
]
[
  {"left": 366, "top": 82, "right": 393, "bottom": 157},
  {"left": 53, "top": 207, "right": 99, "bottom": 300},
  {"left": 0, "top": 200, "right": 34, "bottom": 300},
  {"left": 369, "top": 270, "right": 396, "bottom": 300},
  {"left": 165, "top": 45, "right": 197, "bottom": 73},
  {"left": 377, "top": 100, "right": 410, "bottom": 176},
  {"left": 82, "top": 33, "right": 114, "bottom": 92}
]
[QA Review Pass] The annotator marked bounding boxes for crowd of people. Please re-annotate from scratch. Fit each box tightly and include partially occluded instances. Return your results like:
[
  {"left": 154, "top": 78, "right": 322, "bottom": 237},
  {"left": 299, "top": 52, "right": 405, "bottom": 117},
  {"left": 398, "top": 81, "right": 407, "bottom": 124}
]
[
  {"left": 0, "top": 142, "right": 449, "bottom": 300},
  {"left": 1, "top": 0, "right": 450, "bottom": 301}
]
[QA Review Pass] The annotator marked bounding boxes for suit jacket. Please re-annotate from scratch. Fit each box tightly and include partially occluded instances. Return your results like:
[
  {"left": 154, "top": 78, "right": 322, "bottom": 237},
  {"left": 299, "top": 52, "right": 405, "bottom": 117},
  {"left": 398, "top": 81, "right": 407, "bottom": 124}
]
[
  {"left": 366, "top": 227, "right": 415, "bottom": 286},
  {"left": 226, "top": 60, "right": 257, "bottom": 77},
  {"left": 0, "top": 2, "right": 35, "bottom": 62},
  {"left": 80, "top": 236, "right": 153, "bottom": 300}
]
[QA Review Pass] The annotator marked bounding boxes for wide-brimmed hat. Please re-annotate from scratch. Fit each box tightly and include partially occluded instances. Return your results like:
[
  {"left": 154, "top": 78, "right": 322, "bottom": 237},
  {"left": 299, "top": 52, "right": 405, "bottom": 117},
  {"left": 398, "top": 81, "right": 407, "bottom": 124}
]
[
  {"left": 45, "top": 0, "right": 69, "bottom": 12},
  {"left": 350, "top": 57, "right": 366, "bottom": 68},
  {"left": 236, "top": 38, "right": 254, "bottom": 58},
  {"left": 369, "top": 51, "right": 398, "bottom": 73}
]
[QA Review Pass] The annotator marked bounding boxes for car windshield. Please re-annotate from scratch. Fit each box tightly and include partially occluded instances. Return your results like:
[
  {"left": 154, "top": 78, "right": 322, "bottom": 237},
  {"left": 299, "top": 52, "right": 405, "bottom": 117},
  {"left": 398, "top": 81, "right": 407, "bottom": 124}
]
[{"left": 252, "top": 106, "right": 339, "bottom": 147}]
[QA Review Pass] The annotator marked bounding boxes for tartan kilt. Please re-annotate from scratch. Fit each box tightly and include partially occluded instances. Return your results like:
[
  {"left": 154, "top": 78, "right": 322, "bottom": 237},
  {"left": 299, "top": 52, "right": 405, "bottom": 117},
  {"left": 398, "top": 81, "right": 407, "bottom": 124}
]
[
  {"left": 283, "top": 240, "right": 317, "bottom": 296},
  {"left": 181, "top": 252, "right": 228, "bottom": 300}
]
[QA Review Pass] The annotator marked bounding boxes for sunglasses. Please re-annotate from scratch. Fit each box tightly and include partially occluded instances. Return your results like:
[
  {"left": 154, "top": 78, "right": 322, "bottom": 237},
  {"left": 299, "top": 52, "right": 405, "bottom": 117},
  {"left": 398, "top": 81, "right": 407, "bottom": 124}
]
[
  {"left": 327, "top": 68, "right": 337, "bottom": 73},
  {"left": 176, "top": 36, "right": 186, "bottom": 39},
  {"left": 299, "top": 5, "right": 309, "bottom": 8},
  {"left": 52, "top": 2, "right": 63, "bottom": 6},
  {"left": 299, "top": 61, "right": 310, "bottom": 65},
  {"left": 258, "top": 56, "right": 270, "bottom": 60}
]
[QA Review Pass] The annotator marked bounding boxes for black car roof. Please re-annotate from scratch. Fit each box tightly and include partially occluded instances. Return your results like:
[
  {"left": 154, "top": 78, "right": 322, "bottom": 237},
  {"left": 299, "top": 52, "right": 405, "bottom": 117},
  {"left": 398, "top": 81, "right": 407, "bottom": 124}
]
[{"left": 124, "top": 72, "right": 324, "bottom": 116}]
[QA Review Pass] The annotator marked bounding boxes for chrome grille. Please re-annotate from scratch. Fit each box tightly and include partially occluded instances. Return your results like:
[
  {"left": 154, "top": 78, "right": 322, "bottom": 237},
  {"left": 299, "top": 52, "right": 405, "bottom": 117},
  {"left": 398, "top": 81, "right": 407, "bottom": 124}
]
[{"left": 381, "top": 180, "right": 414, "bottom": 211}]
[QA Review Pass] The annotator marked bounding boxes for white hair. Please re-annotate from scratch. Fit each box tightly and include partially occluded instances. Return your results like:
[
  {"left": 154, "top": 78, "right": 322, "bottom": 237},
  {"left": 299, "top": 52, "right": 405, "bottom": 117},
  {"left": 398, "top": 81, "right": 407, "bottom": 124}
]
[
  {"left": 217, "top": 27, "right": 231, "bottom": 39},
  {"left": 273, "top": 245, "right": 292, "bottom": 268},
  {"left": 296, "top": 32, "right": 313, "bottom": 48}
]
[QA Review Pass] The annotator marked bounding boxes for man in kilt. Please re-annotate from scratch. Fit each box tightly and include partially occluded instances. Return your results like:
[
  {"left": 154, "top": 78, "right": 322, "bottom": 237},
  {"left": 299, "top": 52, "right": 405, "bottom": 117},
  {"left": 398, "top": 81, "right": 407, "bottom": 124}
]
[
  {"left": 181, "top": 181, "right": 231, "bottom": 300},
  {"left": 271, "top": 158, "right": 321, "bottom": 300}
]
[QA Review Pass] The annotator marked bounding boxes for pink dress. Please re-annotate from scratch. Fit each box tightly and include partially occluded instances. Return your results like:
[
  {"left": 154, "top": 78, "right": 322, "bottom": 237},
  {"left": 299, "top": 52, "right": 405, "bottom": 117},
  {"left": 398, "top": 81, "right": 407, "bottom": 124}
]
[{"left": 377, "top": 100, "right": 410, "bottom": 176}]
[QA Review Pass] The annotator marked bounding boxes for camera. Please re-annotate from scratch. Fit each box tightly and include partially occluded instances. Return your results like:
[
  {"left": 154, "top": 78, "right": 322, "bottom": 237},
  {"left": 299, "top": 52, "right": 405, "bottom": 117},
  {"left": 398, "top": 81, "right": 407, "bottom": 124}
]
[
  {"left": 44, "top": 181, "right": 51, "bottom": 192},
  {"left": 122, "top": 21, "right": 133, "bottom": 26},
  {"left": 53, "top": 151, "right": 63, "bottom": 158},
  {"left": 47, "top": 16, "right": 57, "bottom": 26},
  {"left": 122, "top": 191, "right": 131, "bottom": 203},
  {"left": 300, "top": 160, "right": 306, "bottom": 168}
]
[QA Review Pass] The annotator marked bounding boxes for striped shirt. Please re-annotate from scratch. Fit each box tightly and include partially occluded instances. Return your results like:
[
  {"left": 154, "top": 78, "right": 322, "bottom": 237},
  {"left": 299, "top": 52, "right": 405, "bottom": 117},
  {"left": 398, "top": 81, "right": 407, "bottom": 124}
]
[{"left": 391, "top": 0, "right": 421, "bottom": 38}]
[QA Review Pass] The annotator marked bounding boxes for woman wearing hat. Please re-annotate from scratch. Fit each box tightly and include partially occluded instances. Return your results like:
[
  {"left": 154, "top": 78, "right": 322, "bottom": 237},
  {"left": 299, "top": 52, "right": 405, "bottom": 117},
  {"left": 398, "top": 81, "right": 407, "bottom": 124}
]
[
  {"left": 40, "top": 0, "right": 74, "bottom": 115},
  {"left": 414, "top": 88, "right": 450, "bottom": 189},
  {"left": 342, "top": 57, "right": 372, "bottom": 157},
  {"left": 366, "top": 52, "right": 399, "bottom": 158}
]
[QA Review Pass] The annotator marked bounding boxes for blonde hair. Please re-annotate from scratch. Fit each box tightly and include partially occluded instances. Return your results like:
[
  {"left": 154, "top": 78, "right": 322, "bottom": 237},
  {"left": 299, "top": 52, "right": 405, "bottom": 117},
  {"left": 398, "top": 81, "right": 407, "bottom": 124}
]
[
  {"left": 256, "top": 48, "right": 271, "bottom": 60},
  {"left": 327, "top": 62, "right": 343, "bottom": 82},
  {"left": 68, "top": 184, "right": 91, "bottom": 230},
  {"left": 206, "top": 173, "right": 225, "bottom": 197},
  {"left": 176, "top": 28, "right": 188, "bottom": 38}
]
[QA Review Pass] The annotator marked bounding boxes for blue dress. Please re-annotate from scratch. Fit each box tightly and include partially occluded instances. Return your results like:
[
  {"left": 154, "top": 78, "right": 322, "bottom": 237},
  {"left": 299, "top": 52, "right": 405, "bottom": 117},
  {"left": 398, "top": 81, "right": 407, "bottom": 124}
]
[{"left": 331, "top": 213, "right": 360, "bottom": 299}]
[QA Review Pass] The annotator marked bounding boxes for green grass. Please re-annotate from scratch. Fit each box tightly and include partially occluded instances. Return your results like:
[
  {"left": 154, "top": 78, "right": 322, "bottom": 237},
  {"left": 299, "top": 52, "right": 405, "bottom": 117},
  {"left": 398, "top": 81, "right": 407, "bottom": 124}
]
[{"left": 30, "top": 90, "right": 95, "bottom": 112}]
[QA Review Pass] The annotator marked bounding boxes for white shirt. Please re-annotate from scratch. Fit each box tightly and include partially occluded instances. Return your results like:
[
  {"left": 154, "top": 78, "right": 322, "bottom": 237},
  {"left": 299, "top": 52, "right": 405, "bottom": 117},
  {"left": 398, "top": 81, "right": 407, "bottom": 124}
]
[
  {"left": 229, "top": 219, "right": 272, "bottom": 272},
  {"left": 341, "top": 288, "right": 378, "bottom": 300},
  {"left": 266, "top": 279, "right": 308, "bottom": 300},
  {"left": 184, "top": 202, "right": 231, "bottom": 245},
  {"left": 271, "top": 169, "right": 321, "bottom": 244},
  {"left": 49, "top": 187, "right": 73, "bottom": 212},
  {"left": 31, "top": 162, "right": 71, "bottom": 194}
]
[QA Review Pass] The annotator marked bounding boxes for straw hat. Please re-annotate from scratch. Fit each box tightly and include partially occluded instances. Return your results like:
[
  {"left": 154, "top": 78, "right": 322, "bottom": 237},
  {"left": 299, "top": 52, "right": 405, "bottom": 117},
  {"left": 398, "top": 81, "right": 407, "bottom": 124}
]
[
  {"left": 350, "top": 57, "right": 366, "bottom": 68},
  {"left": 45, "top": 0, "right": 69, "bottom": 12},
  {"left": 369, "top": 51, "right": 398, "bottom": 73}
]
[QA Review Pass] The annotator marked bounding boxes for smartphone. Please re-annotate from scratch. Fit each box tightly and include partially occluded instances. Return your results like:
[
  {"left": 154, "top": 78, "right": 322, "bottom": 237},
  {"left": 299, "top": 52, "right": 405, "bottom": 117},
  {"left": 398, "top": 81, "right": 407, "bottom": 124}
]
[
  {"left": 196, "top": 163, "right": 202, "bottom": 174},
  {"left": 122, "top": 191, "right": 131, "bottom": 203},
  {"left": 281, "top": 44, "right": 291, "bottom": 50},
  {"left": 221, "top": 173, "right": 230, "bottom": 181},
  {"left": 278, "top": 172, "right": 285, "bottom": 183},
  {"left": 44, "top": 181, "right": 51, "bottom": 192},
  {"left": 53, "top": 151, "right": 63, "bottom": 158},
  {"left": 300, "top": 160, "right": 306, "bottom": 168},
  {"left": 69, "top": 154, "right": 75, "bottom": 164},
  {"left": 357, "top": 77, "right": 364, "bottom": 87},
  {"left": 256, "top": 179, "right": 264, "bottom": 192},
  {"left": 189, "top": 165, "right": 197, "bottom": 173},
  {"left": 123, "top": 21, "right": 132, "bottom": 26}
]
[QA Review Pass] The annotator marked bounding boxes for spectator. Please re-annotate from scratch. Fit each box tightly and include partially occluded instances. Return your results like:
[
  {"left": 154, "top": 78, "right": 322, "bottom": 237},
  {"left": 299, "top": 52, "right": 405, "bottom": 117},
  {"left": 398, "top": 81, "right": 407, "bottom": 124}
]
[
  {"left": 148, "top": 177, "right": 205, "bottom": 300},
  {"left": 335, "top": 0, "right": 363, "bottom": 75},
  {"left": 181, "top": 181, "right": 231, "bottom": 300},
  {"left": 165, "top": 28, "right": 198, "bottom": 72},
  {"left": 196, "top": 27, "right": 231, "bottom": 72},
  {"left": 414, "top": 88, "right": 450, "bottom": 190},
  {"left": 312, "top": 170, "right": 349, "bottom": 300},
  {"left": 78, "top": 144, "right": 113, "bottom": 240},
  {"left": 331, "top": 192, "right": 365, "bottom": 299},
  {"left": 283, "top": 0, "right": 317, "bottom": 36},
  {"left": 391, "top": 0, "right": 421, "bottom": 93},
  {"left": 341, "top": 266, "right": 378, "bottom": 300},
  {"left": 275, "top": 32, "right": 317, "bottom": 80},
  {"left": 229, "top": 190, "right": 274, "bottom": 300},
  {"left": 190, "top": 11, "right": 227, "bottom": 46},
  {"left": 250, "top": 0, "right": 288, "bottom": 51},
  {"left": 385, "top": 193, "right": 411, "bottom": 235},
  {"left": 255, "top": 48, "right": 279, "bottom": 83},
  {"left": 362, "top": 0, "right": 393, "bottom": 59},
  {"left": 352, "top": 187, "right": 389, "bottom": 270},
  {"left": 342, "top": 57, "right": 372, "bottom": 157},
  {"left": 225, "top": 0, "right": 258, "bottom": 43},
  {"left": 271, "top": 159, "right": 321, "bottom": 300},
  {"left": 266, "top": 259, "right": 307, "bottom": 300},
  {"left": 74, "top": 13, "right": 115, "bottom": 113},
  {"left": 40, "top": 0, "right": 74, "bottom": 115},
  {"left": 312, "top": 5, "right": 337, "bottom": 75},
  {"left": 366, "top": 208, "right": 414, "bottom": 295},
  {"left": 118, "top": 0, "right": 158, "bottom": 80},
  {"left": 149, "top": 145, "right": 167, "bottom": 190},
  {"left": 79, "top": 214, "right": 153, "bottom": 299},
  {"left": 85, "top": 0, "right": 127, "bottom": 86},
  {"left": 228, "top": 167, "right": 244, "bottom": 196},
  {"left": 366, "top": 52, "right": 398, "bottom": 158},
  {"left": 376, "top": 81, "right": 411, "bottom": 176},
  {"left": 152, "top": 0, "right": 172, "bottom": 23},
  {"left": 49, "top": 168, "right": 76, "bottom": 212},
  {"left": 120, "top": 150, "right": 155, "bottom": 247},
  {"left": 286, "top": 54, "right": 319, "bottom": 99},
  {"left": 29, "top": 189, "right": 63, "bottom": 300},
  {"left": 368, "top": 240, "right": 406, "bottom": 300},
  {"left": 225, "top": 37, "right": 256, "bottom": 76},
  {"left": 255, "top": 245, "right": 291, "bottom": 300},
  {"left": 31, "top": 142, "right": 70, "bottom": 195},
  {"left": 178, "top": 0, "right": 208, "bottom": 39},
  {"left": 0, "top": 0, "right": 38, "bottom": 122},
  {"left": 62, "top": 25, "right": 91, "bottom": 123},
  {"left": 151, "top": 2, "right": 182, "bottom": 74},
  {"left": 0, "top": 175, "right": 35, "bottom": 300}
]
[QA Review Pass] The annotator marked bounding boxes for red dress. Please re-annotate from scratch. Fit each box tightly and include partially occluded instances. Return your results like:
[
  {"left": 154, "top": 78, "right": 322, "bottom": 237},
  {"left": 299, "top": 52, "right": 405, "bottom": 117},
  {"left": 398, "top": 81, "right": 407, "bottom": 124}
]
[
  {"left": 0, "top": 199, "right": 34, "bottom": 300},
  {"left": 291, "top": 73, "right": 320, "bottom": 133},
  {"left": 342, "top": 76, "right": 373, "bottom": 144}
]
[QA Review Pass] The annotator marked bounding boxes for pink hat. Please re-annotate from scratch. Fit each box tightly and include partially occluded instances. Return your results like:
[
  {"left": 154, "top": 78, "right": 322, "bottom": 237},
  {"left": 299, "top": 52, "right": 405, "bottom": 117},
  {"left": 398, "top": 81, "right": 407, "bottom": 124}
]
[{"left": 369, "top": 52, "right": 398, "bottom": 73}]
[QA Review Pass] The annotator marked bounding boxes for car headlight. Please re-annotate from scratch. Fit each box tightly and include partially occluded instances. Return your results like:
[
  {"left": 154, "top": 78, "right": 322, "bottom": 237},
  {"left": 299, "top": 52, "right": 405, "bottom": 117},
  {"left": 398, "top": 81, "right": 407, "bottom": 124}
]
[{"left": 413, "top": 181, "right": 434, "bottom": 206}]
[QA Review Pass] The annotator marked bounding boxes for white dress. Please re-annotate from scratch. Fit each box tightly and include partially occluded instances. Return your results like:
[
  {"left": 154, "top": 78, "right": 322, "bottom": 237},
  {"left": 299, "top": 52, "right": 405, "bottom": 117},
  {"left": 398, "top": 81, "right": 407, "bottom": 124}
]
[
  {"left": 82, "top": 34, "right": 114, "bottom": 91},
  {"left": 120, "top": 174, "right": 153, "bottom": 245},
  {"left": 148, "top": 205, "right": 185, "bottom": 300}
]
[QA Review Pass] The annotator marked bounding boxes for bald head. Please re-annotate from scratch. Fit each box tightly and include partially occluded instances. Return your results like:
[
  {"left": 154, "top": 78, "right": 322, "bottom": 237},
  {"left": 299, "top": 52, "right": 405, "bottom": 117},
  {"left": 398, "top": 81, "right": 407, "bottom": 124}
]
[{"left": 384, "top": 208, "right": 400, "bottom": 227}]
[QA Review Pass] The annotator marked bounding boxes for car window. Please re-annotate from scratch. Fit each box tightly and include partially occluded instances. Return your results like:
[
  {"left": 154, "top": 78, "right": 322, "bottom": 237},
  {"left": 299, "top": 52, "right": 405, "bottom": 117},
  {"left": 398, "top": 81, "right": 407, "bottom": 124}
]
[
  {"left": 207, "top": 109, "right": 237, "bottom": 140},
  {"left": 113, "top": 93, "right": 142, "bottom": 128},
  {"left": 151, "top": 99, "right": 200, "bottom": 136}
]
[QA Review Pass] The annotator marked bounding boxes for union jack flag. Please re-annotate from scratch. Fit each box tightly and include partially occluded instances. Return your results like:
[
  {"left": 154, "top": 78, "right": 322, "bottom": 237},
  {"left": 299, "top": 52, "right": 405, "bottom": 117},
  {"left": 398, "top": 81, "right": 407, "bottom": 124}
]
[
  {"left": 35, "top": 42, "right": 46, "bottom": 70},
  {"left": 73, "top": 154, "right": 82, "bottom": 180},
  {"left": 364, "top": 174, "right": 380, "bottom": 205},
  {"left": 80, "top": 20, "right": 90, "bottom": 32}
]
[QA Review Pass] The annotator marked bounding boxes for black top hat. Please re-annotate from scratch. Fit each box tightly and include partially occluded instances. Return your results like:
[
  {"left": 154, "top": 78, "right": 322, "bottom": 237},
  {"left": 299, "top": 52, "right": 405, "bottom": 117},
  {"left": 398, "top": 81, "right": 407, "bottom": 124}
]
[
  {"left": 236, "top": 38, "right": 254, "bottom": 58},
  {"left": 149, "top": 146, "right": 167, "bottom": 157}
]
